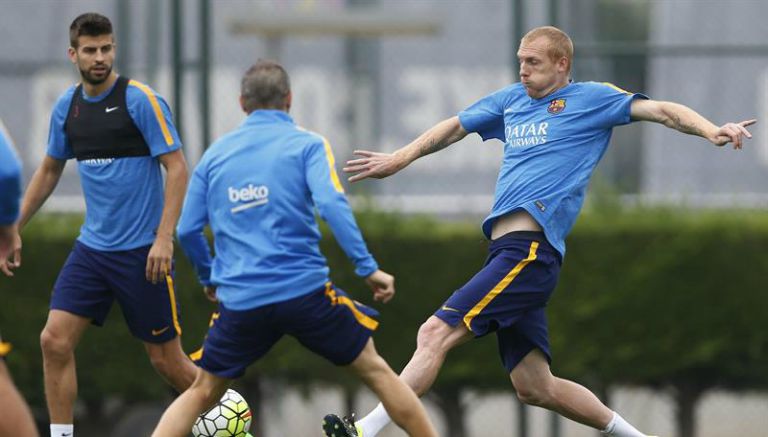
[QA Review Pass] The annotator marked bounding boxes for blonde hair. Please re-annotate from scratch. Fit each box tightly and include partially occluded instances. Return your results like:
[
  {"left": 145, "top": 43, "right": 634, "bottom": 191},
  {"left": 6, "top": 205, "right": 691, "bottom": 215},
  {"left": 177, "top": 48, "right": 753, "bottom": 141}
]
[{"left": 521, "top": 26, "right": 574, "bottom": 73}]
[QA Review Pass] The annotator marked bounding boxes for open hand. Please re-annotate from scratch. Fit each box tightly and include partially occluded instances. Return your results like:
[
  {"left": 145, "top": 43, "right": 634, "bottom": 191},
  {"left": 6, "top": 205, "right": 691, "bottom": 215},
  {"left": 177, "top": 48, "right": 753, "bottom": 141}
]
[
  {"left": 711, "top": 119, "right": 756, "bottom": 149},
  {"left": 343, "top": 150, "right": 405, "bottom": 183}
]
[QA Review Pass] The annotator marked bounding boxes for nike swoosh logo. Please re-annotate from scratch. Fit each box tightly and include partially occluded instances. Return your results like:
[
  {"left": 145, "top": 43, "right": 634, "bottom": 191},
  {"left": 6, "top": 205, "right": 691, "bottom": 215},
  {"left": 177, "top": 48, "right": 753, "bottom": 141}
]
[
  {"left": 441, "top": 305, "right": 460, "bottom": 313},
  {"left": 62, "top": 434, "right": 73, "bottom": 437},
  {"left": 105, "top": 106, "right": 119, "bottom": 113},
  {"left": 151, "top": 326, "right": 170, "bottom": 336}
]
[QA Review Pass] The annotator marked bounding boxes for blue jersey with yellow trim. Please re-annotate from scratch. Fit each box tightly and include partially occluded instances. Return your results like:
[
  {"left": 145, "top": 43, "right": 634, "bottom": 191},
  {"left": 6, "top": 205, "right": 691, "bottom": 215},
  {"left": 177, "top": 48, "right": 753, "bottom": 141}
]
[
  {"left": 177, "top": 110, "right": 379, "bottom": 310},
  {"left": 0, "top": 121, "right": 22, "bottom": 225},
  {"left": 47, "top": 77, "right": 182, "bottom": 251},
  {"left": 459, "top": 81, "right": 647, "bottom": 257}
]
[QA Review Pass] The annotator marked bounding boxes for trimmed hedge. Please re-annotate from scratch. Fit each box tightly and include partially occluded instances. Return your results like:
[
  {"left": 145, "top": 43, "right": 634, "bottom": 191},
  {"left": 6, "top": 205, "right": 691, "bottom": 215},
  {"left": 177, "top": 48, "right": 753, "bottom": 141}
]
[{"left": 1, "top": 210, "right": 767, "bottom": 409}]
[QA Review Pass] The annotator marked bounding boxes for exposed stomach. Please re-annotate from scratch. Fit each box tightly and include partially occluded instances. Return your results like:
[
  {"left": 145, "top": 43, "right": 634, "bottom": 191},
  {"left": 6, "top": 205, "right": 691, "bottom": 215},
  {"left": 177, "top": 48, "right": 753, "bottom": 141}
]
[{"left": 491, "top": 209, "right": 542, "bottom": 239}]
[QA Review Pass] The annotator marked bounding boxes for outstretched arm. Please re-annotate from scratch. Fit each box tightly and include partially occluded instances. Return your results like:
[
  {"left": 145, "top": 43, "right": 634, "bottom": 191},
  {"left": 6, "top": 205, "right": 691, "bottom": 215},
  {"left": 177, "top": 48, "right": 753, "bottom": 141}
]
[
  {"left": 630, "top": 99, "right": 755, "bottom": 149},
  {"left": 344, "top": 116, "right": 468, "bottom": 182}
]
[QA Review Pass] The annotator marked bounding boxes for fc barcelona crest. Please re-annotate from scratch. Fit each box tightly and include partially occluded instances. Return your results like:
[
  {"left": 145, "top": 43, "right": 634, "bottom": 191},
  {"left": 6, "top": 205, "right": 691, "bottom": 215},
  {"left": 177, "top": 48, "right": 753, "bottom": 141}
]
[{"left": 547, "top": 98, "right": 566, "bottom": 114}]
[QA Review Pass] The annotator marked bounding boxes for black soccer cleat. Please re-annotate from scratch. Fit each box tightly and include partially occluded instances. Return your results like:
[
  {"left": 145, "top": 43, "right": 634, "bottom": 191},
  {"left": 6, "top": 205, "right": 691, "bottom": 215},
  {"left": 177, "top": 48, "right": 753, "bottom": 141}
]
[{"left": 322, "top": 413, "right": 361, "bottom": 437}]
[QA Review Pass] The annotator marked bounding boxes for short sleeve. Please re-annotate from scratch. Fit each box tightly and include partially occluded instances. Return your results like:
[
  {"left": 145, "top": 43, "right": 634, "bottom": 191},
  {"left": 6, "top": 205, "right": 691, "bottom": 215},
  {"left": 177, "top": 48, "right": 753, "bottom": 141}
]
[
  {"left": 126, "top": 80, "right": 182, "bottom": 157},
  {"left": 0, "top": 125, "right": 22, "bottom": 225},
  {"left": 46, "top": 87, "right": 76, "bottom": 160},
  {"left": 587, "top": 82, "right": 649, "bottom": 128},
  {"left": 458, "top": 85, "right": 514, "bottom": 142}
]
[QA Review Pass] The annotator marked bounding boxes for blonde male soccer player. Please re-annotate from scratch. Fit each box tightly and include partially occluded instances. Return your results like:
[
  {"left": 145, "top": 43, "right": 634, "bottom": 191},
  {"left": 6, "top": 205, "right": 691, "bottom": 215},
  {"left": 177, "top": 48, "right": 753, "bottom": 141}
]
[{"left": 326, "top": 26, "right": 754, "bottom": 437}]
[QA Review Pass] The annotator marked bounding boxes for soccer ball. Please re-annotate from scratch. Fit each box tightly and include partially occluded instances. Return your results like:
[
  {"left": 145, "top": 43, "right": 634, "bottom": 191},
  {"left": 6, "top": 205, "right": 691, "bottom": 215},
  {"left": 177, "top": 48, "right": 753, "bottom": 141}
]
[{"left": 192, "top": 388, "right": 253, "bottom": 437}]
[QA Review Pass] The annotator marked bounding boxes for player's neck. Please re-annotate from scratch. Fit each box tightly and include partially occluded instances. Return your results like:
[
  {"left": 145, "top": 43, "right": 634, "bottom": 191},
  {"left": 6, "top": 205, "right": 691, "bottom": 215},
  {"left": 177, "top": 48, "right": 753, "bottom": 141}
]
[
  {"left": 82, "top": 72, "right": 118, "bottom": 97},
  {"left": 538, "top": 78, "right": 570, "bottom": 99}
]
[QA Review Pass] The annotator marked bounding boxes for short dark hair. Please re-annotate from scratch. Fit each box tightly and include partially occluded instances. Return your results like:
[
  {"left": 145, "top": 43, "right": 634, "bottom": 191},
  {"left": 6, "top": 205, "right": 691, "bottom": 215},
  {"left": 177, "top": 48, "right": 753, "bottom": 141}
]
[
  {"left": 240, "top": 59, "right": 291, "bottom": 112},
  {"left": 69, "top": 13, "right": 113, "bottom": 48}
]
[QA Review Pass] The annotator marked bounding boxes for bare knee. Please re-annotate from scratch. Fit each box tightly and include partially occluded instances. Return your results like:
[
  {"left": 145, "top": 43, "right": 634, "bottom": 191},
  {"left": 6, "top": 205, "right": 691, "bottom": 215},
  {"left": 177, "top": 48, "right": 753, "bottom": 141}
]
[
  {"left": 514, "top": 376, "right": 555, "bottom": 407},
  {"left": 415, "top": 317, "right": 453, "bottom": 355},
  {"left": 40, "top": 328, "right": 74, "bottom": 362}
]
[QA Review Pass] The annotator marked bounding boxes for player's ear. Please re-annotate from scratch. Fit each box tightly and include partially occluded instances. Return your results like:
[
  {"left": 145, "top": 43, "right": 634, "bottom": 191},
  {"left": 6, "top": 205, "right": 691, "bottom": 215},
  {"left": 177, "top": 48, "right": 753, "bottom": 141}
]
[
  {"left": 67, "top": 46, "right": 77, "bottom": 64},
  {"left": 239, "top": 95, "right": 247, "bottom": 114},
  {"left": 284, "top": 91, "right": 292, "bottom": 113}
]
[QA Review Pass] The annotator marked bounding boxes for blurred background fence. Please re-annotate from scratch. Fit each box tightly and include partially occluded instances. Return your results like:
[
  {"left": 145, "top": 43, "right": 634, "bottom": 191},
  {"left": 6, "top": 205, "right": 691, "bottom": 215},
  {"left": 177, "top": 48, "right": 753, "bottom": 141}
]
[{"left": 1, "top": 0, "right": 767, "bottom": 436}]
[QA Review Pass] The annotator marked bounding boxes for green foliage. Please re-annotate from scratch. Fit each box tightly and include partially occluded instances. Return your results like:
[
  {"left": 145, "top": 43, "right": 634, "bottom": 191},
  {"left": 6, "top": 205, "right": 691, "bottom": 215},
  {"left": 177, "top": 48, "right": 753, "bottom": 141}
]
[{"left": 2, "top": 210, "right": 767, "bottom": 410}]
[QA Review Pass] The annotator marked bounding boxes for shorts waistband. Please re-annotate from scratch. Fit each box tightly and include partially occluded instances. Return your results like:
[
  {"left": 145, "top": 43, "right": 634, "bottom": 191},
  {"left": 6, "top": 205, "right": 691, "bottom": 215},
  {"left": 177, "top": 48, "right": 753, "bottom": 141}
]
[{"left": 491, "top": 231, "right": 546, "bottom": 243}]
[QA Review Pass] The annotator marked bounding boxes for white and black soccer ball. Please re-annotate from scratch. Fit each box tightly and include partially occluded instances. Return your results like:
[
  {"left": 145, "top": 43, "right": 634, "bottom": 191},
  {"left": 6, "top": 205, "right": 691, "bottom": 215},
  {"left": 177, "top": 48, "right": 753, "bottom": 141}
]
[{"left": 192, "top": 388, "right": 252, "bottom": 437}]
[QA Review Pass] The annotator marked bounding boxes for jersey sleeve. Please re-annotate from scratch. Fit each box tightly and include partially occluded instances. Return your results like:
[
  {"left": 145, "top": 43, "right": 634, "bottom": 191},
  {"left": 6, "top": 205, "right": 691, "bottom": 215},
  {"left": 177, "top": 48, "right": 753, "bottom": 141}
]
[
  {"left": 0, "top": 127, "right": 22, "bottom": 225},
  {"left": 46, "top": 87, "right": 76, "bottom": 160},
  {"left": 587, "top": 82, "right": 649, "bottom": 129},
  {"left": 176, "top": 158, "right": 213, "bottom": 286},
  {"left": 304, "top": 136, "right": 379, "bottom": 278},
  {"left": 457, "top": 86, "right": 511, "bottom": 142},
  {"left": 126, "top": 80, "right": 183, "bottom": 157}
]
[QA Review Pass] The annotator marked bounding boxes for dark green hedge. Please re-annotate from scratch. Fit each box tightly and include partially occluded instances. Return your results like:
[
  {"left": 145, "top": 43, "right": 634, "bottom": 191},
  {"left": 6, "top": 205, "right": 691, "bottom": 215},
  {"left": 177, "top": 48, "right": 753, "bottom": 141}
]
[{"left": 1, "top": 210, "right": 767, "bottom": 409}]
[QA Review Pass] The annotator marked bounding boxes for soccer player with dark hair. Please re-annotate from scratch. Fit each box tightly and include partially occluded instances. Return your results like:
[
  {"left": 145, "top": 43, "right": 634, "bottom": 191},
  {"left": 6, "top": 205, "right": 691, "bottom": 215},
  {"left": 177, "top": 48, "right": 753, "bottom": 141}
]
[
  {"left": 0, "top": 120, "right": 39, "bottom": 437},
  {"left": 150, "top": 59, "right": 438, "bottom": 437},
  {"left": 329, "top": 26, "right": 755, "bottom": 437},
  {"left": 0, "top": 13, "right": 196, "bottom": 437}
]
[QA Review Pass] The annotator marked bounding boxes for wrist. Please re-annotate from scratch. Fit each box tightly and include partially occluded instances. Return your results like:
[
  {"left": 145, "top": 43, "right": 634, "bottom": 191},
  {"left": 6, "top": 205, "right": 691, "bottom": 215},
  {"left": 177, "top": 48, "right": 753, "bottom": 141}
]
[{"left": 154, "top": 232, "right": 174, "bottom": 242}]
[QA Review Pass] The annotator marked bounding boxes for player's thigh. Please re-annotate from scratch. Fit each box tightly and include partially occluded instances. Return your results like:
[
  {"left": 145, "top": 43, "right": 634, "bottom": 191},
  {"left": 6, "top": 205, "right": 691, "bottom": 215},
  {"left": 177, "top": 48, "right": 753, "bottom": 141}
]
[
  {"left": 285, "top": 285, "right": 378, "bottom": 367},
  {"left": 49, "top": 241, "right": 114, "bottom": 327},
  {"left": 194, "top": 305, "right": 282, "bottom": 380},
  {"left": 109, "top": 246, "right": 181, "bottom": 343},
  {"left": 496, "top": 306, "right": 551, "bottom": 374}
]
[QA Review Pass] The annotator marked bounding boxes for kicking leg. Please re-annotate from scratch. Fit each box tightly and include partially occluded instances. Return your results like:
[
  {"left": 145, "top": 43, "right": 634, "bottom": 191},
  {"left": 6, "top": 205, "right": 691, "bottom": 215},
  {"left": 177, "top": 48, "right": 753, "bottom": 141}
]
[
  {"left": 39, "top": 309, "right": 90, "bottom": 426},
  {"left": 510, "top": 349, "right": 650, "bottom": 437},
  {"left": 151, "top": 367, "right": 231, "bottom": 437},
  {"left": 345, "top": 338, "right": 438, "bottom": 437},
  {"left": 353, "top": 317, "right": 472, "bottom": 437},
  {"left": 144, "top": 336, "right": 197, "bottom": 392}
]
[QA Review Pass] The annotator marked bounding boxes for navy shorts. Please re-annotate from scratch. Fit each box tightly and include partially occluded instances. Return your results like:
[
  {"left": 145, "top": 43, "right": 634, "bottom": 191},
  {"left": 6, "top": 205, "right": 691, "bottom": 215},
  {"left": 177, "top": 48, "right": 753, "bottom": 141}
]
[
  {"left": 434, "top": 231, "right": 561, "bottom": 372},
  {"left": 192, "top": 283, "right": 379, "bottom": 379},
  {"left": 50, "top": 240, "right": 182, "bottom": 343}
]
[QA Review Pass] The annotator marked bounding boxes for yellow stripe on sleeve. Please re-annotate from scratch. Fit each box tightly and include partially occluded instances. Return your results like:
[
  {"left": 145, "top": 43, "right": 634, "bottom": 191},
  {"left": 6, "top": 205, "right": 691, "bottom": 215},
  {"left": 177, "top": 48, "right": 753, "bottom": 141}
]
[
  {"left": 128, "top": 79, "right": 174, "bottom": 145},
  {"left": 463, "top": 241, "right": 539, "bottom": 331},
  {"left": 322, "top": 137, "right": 345, "bottom": 193},
  {"left": 165, "top": 273, "right": 183, "bottom": 335},
  {"left": 601, "top": 82, "right": 632, "bottom": 95}
]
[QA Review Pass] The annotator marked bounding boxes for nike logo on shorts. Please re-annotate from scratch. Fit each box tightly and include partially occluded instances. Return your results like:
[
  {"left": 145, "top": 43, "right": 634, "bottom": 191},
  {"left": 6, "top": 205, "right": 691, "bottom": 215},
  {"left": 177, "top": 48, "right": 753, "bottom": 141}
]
[
  {"left": 152, "top": 326, "right": 170, "bottom": 336},
  {"left": 105, "top": 106, "right": 120, "bottom": 113},
  {"left": 441, "top": 305, "right": 460, "bottom": 313}
]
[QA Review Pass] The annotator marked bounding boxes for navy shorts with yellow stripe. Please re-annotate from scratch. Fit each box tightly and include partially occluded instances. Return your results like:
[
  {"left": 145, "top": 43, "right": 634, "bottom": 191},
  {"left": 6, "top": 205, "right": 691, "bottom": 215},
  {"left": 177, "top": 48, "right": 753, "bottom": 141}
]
[
  {"left": 50, "top": 240, "right": 182, "bottom": 343},
  {"left": 192, "top": 283, "right": 379, "bottom": 379},
  {"left": 434, "top": 231, "right": 561, "bottom": 372}
]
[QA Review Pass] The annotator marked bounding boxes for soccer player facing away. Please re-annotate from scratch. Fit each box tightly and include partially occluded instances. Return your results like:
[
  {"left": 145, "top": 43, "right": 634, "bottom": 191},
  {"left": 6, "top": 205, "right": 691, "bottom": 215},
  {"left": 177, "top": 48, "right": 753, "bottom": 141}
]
[
  {"left": 0, "top": 121, "right": 39, "bottom": 437},
  {"left": 0, "top": 13, "right": 196, "bottom": 437},
  {"left": 332, "top": 26, "right": 755, "bottom": 437},
  {"left": 150, "top": 60, "right": 438, "bottom": 437}
]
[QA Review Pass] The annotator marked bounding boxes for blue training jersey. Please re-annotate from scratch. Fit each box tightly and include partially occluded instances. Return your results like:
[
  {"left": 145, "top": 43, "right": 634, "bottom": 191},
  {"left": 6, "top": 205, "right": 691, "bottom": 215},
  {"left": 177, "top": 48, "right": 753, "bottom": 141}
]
[
  {"left": 46, "top": 78, "right": 182, "bottom": 251},
  {"left": 459, "top": 81, "right": 647, "bottom": 257},
  {"left": 177, "top": 110, "right": 379, "bottom": 310},
  {"left": 0, "top": 121, "right": 22, "bottom": 225}
]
